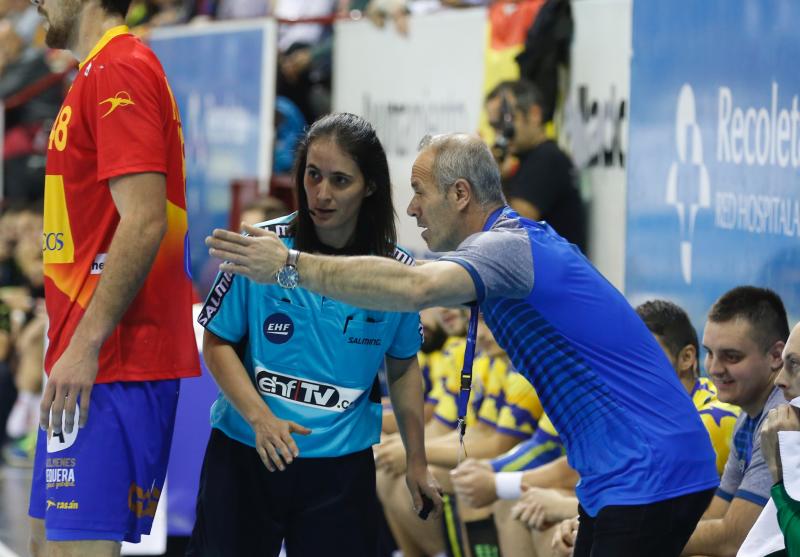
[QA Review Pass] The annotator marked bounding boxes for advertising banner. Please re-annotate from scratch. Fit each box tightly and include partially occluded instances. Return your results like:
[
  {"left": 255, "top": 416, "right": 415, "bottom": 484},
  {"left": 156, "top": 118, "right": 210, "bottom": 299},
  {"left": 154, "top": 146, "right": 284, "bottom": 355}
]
[
  {"left": 626, "top": 1, "right": 800, "bottom": 331},
  {"left": 562, "top": 0, "right": 631, "bottom": 289},
  {"left": 333, "top": 9, "right": 487, "bottom": 255},
  {"left": 150, "top": 21, "right": 276, "bottom": 292}
]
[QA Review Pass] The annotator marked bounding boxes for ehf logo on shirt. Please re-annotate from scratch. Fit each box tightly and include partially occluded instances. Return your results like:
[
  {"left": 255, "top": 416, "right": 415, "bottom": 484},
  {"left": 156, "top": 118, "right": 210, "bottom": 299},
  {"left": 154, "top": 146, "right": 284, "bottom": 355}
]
[
  {"left": 263, "top": 313, "right": 294, "bottom": 344},
  {"left": 255, "top": 368, "right": 364, "bottom": 413}
]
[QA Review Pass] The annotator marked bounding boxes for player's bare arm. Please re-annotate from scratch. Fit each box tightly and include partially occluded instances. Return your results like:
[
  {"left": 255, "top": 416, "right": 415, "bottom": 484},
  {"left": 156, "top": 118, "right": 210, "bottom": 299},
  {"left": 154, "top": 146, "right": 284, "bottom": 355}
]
[
  {"left": 207, "top": 223, "right": 477, "bottom": 311},
  {"left": 40, "top": 172, "right": 166, "bottom": 434},
  {"left": 521, "top": 456, "right": 580, "bottom": 491},
  {"left": 681, "top": 497, "right": 764, "bottom": 556}
]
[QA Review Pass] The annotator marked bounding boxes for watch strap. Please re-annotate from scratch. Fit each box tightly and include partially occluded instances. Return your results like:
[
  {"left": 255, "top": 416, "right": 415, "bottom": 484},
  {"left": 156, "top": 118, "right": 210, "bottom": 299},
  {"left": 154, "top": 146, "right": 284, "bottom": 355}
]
[{"left": 286, "top": 248, "right": 300, "bottom": 268}]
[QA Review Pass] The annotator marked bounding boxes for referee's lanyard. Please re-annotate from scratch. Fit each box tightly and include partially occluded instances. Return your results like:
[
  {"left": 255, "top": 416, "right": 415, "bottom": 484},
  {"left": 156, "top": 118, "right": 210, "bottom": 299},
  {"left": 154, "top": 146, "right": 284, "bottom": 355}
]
[{"left": 456, "top": 305, "right": 480, "bottom": 464}]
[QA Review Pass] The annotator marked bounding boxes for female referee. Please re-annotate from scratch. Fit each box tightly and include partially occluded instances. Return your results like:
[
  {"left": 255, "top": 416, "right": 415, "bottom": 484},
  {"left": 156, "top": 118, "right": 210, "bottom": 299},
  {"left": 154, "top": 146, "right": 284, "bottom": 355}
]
[{"left": 187, "top": 113, "right": 442, "bottom": 556}]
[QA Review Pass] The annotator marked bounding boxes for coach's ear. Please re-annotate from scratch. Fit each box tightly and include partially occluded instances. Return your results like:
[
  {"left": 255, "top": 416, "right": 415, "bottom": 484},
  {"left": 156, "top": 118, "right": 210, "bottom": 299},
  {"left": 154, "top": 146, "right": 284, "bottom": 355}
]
[
  {"left": 365, "top": 181, "right": 376, "bottom": 197},
  {"left": 450, "top": 178, "right": 473, "bottom": 211}
]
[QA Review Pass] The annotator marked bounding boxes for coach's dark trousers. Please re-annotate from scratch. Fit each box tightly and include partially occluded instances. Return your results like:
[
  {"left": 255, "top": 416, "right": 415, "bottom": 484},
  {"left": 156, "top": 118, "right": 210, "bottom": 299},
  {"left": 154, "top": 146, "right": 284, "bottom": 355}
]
[{"left": 573, "top": 488, "right": 715, "bottom": 557}]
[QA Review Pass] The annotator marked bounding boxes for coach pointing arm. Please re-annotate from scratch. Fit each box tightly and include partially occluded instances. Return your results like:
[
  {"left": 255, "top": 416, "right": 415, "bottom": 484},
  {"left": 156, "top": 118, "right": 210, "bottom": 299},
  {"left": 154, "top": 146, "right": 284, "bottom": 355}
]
[
  {"left": 208, "top": 224, "right": 476, "bottom": 312},
  {"left": 206, "top": 135, "right": 507, "bottom": 312}
]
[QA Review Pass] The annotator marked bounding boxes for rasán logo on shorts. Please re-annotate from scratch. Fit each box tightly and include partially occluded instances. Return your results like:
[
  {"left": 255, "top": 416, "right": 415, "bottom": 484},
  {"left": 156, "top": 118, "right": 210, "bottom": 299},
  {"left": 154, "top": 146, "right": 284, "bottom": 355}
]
[
  {"left": 255, "top": 368, "right": 365, "bottom": 413},
  {"left": 263, "top": 313, "right": 294, "bottom": 344}
]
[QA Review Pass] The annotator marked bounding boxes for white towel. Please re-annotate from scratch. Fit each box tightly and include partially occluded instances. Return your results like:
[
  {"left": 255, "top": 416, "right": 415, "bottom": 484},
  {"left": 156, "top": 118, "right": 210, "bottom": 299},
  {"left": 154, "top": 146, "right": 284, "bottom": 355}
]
[{"left": 737, "top": 396, "right": 800, "bottom": 556}]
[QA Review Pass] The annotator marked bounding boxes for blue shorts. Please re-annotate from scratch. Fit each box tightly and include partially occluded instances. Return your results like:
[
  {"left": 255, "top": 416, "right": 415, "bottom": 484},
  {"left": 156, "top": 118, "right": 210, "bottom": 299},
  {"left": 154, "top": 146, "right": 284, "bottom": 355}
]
[{"left": 29, "top": 379, "right": 180, "bottom": 543}]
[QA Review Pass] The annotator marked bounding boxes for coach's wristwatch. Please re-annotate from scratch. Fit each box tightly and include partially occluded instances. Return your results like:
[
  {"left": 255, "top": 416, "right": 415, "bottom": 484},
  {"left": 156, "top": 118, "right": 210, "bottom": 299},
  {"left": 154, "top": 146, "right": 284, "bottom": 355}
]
[{"left": 276, "top": 248, "right": 300, "bottom": 289}]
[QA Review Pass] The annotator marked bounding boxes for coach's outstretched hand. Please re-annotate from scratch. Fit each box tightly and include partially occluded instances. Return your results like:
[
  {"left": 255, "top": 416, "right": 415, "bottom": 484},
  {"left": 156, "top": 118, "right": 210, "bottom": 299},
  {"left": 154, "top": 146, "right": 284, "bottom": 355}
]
[
  {"left": 207, "top": 224, "right": 288, "bottom": 283},
  {"left": 406, "top": 464, "right": 443, "bottom": 520},
  {"left": 40, "top": 338, "right": 98, "bottom": 435}
]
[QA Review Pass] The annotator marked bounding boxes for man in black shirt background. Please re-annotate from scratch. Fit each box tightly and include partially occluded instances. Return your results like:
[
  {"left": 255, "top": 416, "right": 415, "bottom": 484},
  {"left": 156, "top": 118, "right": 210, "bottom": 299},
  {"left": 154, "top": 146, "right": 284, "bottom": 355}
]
[{"left": 486, "top": 79, "right": 587, "bottom": 252}]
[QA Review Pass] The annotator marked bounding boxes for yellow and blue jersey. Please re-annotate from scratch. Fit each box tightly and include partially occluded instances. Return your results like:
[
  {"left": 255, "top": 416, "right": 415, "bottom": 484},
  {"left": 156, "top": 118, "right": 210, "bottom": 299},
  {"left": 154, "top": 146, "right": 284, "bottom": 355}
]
[
  {"left": 691, "top": 377, "right": 740, "bottom": 476},
  {"left": 491, "top": 413, "right": 565, "bottom": 472},
  {"left": 477, "top": 360, "right": 543, "bottom": 438},
  {"left": 422, "top": 336, "right": 466, "bottom": 406},
  {"left": 432, "top": 343, "right": 492, "bottom": 428}
]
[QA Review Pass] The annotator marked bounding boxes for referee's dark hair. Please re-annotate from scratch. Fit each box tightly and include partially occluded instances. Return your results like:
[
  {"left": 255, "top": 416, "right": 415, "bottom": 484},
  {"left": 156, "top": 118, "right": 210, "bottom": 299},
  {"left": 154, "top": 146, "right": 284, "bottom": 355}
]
[
  {"left": 291, "top": 112, "right": 396, "bottom": 258},
  {"left": 636, "top": 300, "right": 698, "bottom": 360},
  {"left": 101, "top": 0, "right": 134, "bottom": 17},
  {"left": 708, "top": 286, "right": 790, "bottom": 352}
]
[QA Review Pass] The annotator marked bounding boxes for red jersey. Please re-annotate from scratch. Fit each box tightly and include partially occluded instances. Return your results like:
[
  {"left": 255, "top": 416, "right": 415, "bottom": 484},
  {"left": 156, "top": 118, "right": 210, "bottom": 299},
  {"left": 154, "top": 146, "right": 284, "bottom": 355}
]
[{"left": 43, "top": 26, "right": 200, "bottom": 383}]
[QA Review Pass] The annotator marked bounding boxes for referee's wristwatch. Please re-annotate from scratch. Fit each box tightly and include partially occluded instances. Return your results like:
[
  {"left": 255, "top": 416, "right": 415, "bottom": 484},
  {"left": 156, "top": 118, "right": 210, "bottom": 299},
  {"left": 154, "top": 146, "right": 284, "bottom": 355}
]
[{"left": 276, "top": 248, "right": 300, "bottom": 289}]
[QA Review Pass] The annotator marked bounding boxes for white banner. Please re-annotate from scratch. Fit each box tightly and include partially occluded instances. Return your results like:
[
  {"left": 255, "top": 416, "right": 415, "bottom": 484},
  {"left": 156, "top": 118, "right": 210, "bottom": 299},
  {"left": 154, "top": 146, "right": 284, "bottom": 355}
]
[
  {"left": 562, "top": 0, "right": 632, "bottom": 290},
  {"left": 333, "top": 9, "right": 487, "bottom": 255}
]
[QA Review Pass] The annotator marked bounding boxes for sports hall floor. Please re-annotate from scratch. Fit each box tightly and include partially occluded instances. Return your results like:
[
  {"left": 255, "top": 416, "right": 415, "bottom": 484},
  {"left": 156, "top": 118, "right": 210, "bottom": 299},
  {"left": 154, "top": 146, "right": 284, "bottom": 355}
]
[{"left": 0, "top": 463, "right": 31, "bottom": 556}]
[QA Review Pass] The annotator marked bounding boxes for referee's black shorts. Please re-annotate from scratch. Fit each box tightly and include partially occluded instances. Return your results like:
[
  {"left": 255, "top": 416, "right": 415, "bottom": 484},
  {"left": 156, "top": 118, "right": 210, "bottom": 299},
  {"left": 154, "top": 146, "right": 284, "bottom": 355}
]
[{"left": 187, "top": 428, "right": 379, "bottom": 557}]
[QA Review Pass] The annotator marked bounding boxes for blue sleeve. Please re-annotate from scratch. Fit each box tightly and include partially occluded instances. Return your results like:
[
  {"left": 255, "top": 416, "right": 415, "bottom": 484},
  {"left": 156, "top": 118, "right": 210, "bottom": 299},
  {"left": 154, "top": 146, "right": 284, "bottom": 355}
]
[
  {"left": 197, "top": 271, "right": 248, "bottom": 343},
  {"left": 386, "top": 312, "right": 423, "bottom": 360}
]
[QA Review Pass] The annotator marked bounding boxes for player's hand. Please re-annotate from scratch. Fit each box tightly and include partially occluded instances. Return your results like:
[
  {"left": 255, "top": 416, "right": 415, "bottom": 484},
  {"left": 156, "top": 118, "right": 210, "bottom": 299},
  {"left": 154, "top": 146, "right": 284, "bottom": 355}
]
[
  {"left": 450, "top": 458, "right": 496, "bottom": 508},
  {"left": 761, "top": 404, "right": 800, "bottom": 482},
  {"left": 511, "top": 487, "right": 578, "bottom": 531},
  {"left": 251, "top": 411, "right": 311, "bottom": 472},
  {"left": 406, "top": 462, "right": 443, "bottom": 520},
  {"left": 374, "top": 437, "right": 407, "bottom": 475},
  {"left": 39, "top": 338, "right": 99, "bottom": 435},
  {"left": 551, "top": 516, "right": 579, "bottom": 557},
  {"left": 207, "top": 224, "right": 288, "bottom": 284}
]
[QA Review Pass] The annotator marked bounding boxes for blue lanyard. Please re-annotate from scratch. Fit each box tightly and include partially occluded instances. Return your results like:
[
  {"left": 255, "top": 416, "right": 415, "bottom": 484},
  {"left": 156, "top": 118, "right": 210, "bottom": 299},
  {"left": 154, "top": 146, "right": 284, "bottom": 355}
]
[{"left": 456, "top": 306, "right": 480, "bottom": 459}]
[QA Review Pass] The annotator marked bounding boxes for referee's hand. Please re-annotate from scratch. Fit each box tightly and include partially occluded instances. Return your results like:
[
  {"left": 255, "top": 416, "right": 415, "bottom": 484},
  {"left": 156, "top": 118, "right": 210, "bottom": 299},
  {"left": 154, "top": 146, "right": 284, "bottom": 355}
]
[
  {"left": 406, "top": 464, "right": 443, "bottom": 520},
  {"left": 251, "top": 412, "right": 311, "bottom": 472}
]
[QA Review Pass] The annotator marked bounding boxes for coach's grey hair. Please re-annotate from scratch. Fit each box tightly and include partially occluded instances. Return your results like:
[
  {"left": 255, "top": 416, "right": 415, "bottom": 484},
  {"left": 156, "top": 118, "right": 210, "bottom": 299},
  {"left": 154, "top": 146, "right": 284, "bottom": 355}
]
[{"left": 418, "top": 133, "right": 505, "bottom": 207}]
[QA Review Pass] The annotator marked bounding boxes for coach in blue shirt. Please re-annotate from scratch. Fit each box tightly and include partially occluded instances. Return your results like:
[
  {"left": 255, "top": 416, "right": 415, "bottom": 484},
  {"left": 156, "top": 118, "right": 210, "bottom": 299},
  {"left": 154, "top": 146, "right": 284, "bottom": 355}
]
[{"left": 208, "top": 132, "right": 720, "bottom": 557}]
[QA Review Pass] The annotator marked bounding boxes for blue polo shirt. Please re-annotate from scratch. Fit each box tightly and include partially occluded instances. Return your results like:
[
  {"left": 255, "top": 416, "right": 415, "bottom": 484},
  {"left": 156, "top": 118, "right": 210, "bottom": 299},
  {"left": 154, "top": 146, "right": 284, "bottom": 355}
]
[
  {"left": 198, "top": 214, "right": 422, "bottom": 457},
  {"left": 440, "top": 207, "right": 718, "bottom": 515}
]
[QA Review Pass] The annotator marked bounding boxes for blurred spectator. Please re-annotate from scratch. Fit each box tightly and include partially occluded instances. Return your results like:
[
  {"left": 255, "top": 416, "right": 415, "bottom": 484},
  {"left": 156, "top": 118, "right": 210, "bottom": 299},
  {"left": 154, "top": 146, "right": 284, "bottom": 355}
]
[
  {"left": 486, "top": 79, "right": 586, "bottom": 252},
  {"left": 0, "top": 0, "right": 40, "bottom": 44},
  {"left": 0, "top": 297, "right": 14, "bottom": 451},
  {"left": 1, "top": 17, "right": 62, "bottom": 206},
  {"left": 215, "top": 0, "right": 269, "bottom": 19},
  {"left": 273, "top": 95, "right": 307, "bottom": 175},
  {"left": 128, "top": 0, "right": 186, "bottom": 31},
  {"left": 0, "top": 202, "right": 44, "bottom": 467},
  {"left": 275, "top": 0, "right": 339, "bottom": 122},
  {"left": 0, "top": 207, "right": 27, "bottom": 286},
  {"left": 514, "top": 0, "right": 572, "bottom": 124}
]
